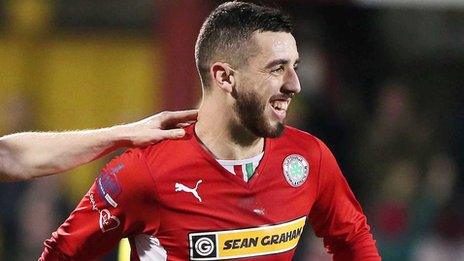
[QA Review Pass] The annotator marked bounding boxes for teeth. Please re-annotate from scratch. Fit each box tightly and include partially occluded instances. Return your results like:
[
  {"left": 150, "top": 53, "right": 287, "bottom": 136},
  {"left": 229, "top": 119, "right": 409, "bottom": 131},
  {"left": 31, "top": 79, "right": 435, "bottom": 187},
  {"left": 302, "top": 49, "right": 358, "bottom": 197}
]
[{"left": 271, "top": 100, "right": 288, "bottom": 111}]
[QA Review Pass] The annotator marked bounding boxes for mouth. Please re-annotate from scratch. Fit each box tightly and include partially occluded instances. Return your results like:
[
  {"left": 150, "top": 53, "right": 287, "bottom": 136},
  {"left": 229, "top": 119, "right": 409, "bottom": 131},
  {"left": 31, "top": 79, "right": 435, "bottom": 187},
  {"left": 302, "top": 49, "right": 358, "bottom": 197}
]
[{"left": 269, "top": 97, "right": 291, "bottom": 121}]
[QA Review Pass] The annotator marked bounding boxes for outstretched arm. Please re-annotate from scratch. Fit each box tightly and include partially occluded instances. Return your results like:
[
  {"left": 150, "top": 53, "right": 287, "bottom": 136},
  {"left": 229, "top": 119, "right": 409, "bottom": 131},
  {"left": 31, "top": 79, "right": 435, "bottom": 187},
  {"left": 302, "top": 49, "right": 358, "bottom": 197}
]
[{"left": 0, "top": 110, "right": 197, "bottom": 182}]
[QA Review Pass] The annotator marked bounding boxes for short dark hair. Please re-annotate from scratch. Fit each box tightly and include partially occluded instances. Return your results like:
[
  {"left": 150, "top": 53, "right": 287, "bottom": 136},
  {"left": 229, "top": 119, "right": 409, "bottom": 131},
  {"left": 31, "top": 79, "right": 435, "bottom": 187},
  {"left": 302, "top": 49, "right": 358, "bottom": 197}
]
[{"left": 195, "top": 1, "right": 293, "bottom": 89}]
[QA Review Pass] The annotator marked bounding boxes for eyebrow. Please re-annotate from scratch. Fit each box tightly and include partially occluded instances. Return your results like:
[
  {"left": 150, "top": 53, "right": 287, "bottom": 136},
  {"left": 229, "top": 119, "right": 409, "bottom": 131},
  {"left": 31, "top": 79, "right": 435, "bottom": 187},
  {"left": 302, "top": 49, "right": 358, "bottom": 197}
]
[{"left": 264, "top": 58, "right": 300, "bottom": 69}]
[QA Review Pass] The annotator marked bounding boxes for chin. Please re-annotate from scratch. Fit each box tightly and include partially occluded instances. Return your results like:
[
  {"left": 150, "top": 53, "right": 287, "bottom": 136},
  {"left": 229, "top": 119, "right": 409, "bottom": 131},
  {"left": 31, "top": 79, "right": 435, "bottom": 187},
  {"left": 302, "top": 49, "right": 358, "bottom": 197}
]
[
  {"left": 253, "top": 121, "right": 284, "bottom": 138},
  {"left": 267, "top": 122, "right": 285, "bottom": 137},
  {"left": 234, "top": 97, "right": 285, "bottom": 138}
]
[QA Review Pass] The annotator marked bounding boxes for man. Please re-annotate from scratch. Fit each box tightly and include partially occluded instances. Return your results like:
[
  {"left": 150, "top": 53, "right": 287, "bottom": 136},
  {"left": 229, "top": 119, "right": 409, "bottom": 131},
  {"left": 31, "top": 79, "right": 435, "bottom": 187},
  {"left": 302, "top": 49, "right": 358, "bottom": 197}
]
[
  {"left": 0, "top": 110, "right": 197, "bottom": 182},
  {"left": 41, "top": 2, "right": 381, "bottom": 260}
]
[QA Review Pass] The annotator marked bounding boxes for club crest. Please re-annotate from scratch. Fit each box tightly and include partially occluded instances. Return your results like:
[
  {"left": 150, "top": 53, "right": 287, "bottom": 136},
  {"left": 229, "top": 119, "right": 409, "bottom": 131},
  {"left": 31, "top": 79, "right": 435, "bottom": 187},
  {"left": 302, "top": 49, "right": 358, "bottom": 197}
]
[{"left": 283, "top": 154, "right": 309, "bottom": 187}]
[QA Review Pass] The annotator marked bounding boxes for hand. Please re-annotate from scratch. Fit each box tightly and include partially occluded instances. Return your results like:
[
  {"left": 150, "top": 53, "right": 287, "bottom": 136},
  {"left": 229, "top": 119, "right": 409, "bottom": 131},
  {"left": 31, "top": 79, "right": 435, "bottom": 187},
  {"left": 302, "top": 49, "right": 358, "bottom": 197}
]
[{"left": 116, "top": 110, "right": 198, "bottom": 146}]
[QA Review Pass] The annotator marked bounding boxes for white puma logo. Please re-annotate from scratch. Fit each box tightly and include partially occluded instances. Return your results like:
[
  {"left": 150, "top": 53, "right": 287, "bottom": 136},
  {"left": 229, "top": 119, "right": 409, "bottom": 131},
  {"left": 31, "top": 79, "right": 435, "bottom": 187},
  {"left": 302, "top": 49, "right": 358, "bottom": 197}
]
[{"left": 175, "top": 180, "right": 203, "bottom": 202}]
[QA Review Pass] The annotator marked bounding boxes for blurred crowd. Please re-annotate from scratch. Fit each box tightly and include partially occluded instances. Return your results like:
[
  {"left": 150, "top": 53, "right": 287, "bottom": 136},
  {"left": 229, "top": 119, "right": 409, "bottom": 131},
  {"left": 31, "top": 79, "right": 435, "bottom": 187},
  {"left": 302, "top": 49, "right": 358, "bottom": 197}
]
[
  {"left": 287, "top": 3, "right": 464, "bottom": 260},
  {"left": 0, "top": 1, "right": 463, "bottom": 260}
]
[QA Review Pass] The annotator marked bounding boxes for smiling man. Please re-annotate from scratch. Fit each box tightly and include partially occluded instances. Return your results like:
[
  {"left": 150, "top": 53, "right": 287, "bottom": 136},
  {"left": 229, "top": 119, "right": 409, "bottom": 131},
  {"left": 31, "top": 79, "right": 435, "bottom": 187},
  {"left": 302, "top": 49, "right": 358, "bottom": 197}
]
[{"left": 40, "top": 2, "right": 380, "bottom": 260}]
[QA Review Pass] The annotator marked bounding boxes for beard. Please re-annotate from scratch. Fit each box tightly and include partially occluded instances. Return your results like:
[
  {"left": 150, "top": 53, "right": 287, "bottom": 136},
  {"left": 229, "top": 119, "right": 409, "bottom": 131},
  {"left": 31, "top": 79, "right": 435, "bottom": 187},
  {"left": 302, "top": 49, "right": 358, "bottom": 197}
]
[{"left": 233, "top": 89, "right": 284, "bottom": 139}]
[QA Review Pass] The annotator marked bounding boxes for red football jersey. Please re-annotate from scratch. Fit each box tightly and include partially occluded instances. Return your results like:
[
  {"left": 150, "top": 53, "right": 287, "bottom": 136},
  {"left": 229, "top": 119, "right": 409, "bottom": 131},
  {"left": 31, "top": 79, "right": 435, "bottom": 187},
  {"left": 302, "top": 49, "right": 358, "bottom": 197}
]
[{"left": 40, "top": 125, "right": 380, "bottom": 260}]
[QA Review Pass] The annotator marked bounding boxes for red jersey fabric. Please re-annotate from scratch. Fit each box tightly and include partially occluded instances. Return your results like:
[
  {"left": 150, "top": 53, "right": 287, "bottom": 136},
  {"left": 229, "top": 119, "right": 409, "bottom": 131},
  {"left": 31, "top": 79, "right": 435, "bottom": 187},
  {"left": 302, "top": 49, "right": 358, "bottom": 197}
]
[{"left": 40, "top": 125, "right": 380, "bottom": 260}]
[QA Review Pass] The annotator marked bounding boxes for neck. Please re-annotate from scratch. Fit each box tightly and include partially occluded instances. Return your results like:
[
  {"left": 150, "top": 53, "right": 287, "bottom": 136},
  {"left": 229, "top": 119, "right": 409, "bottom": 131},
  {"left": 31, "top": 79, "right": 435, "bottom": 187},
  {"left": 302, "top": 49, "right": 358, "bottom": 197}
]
[{"left": 195, "top": 96, "right": 264, "bottom": 160}]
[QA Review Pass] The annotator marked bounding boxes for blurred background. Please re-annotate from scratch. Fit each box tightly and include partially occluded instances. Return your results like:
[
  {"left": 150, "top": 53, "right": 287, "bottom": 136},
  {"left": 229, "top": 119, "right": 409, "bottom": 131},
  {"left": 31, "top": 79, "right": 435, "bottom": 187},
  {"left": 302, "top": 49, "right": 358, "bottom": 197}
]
[{"left": 0, "top": 0, "right": 462, "bottom": 260}]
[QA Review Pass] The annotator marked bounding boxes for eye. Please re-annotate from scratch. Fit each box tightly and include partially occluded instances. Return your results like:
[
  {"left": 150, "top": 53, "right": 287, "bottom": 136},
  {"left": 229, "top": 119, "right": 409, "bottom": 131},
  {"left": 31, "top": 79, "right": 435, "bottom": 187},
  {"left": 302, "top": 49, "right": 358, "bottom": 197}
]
[
  {"left": 271, "top": 65, "right": 285, "bottom": 74},
  {"left": 293, "top": 64, "right": 299, "bottom": 72}
]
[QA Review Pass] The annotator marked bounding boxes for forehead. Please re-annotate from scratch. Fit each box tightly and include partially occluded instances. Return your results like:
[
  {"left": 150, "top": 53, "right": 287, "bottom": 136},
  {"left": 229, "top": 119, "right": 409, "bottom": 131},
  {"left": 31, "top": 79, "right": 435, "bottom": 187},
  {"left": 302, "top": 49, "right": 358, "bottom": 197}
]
[{"left": 249, "top": 31, "right": 298, "bottom": 65}]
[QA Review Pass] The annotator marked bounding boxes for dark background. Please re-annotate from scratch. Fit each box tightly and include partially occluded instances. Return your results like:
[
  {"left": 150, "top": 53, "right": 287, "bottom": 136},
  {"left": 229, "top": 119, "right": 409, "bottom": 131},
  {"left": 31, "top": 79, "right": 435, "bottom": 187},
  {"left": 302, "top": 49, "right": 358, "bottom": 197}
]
[{"left": 0, "top": 0, "right": 462, "bottom": 260}]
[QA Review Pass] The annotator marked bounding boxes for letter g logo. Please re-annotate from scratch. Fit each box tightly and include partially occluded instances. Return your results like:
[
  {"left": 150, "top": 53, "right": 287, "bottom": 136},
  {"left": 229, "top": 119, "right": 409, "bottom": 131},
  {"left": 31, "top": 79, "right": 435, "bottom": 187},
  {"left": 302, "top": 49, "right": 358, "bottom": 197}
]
[
  {"left": 195, "top": 237, "right": 214, "bottom": 256},
  {"left": 190, "top": 233, "right": 217, "bottom": 259}
]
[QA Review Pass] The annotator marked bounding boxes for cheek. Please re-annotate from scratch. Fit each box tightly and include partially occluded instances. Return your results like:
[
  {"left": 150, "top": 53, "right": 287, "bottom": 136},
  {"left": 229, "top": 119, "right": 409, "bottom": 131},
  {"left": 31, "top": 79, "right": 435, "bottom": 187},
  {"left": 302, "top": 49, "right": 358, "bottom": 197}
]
[{"left": 260, "top": 76, "right": 281, "bottom": 97}]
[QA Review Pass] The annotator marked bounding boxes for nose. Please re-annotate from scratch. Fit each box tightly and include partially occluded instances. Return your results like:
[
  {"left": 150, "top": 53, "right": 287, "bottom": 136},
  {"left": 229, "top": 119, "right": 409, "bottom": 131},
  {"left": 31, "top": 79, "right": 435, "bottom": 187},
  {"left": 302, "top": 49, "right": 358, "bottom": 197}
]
[{"left": 282, "top": 67, "right": 301, "bottom": 95}]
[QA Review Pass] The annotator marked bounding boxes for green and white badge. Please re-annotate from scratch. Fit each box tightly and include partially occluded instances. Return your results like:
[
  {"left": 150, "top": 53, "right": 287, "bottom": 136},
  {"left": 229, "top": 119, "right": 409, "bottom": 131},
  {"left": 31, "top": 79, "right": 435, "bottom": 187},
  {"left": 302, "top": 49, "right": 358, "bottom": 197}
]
[{"left": 283, "top": 154, "right": 309, "bottom": 187}]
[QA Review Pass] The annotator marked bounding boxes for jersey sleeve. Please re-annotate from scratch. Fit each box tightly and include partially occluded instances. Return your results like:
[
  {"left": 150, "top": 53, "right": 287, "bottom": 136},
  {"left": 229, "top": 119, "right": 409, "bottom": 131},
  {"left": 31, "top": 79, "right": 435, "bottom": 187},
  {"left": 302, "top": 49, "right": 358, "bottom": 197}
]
[
  {"left": 39, "top": 148, "right": 159, "bottom": 260},
  {"left": 308, "top": 139, "right": 381, "bottom": 261}
]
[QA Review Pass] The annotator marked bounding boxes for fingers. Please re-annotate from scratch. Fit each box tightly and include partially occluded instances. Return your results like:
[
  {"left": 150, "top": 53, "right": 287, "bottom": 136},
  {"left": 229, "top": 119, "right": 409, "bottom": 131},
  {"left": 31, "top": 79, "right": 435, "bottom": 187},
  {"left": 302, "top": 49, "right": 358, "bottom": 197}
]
[
  {"left": 159, "top": 109, "right": 198, "bottom": 128},
  {"left": 176, "top": 121, "right": 196, "bottom": 128},
  {"left": 158, "top": 128, "right": 186, "bottom": 139},
  {"left": 130, "top": 128, "right": 186, "bottom": 147}
]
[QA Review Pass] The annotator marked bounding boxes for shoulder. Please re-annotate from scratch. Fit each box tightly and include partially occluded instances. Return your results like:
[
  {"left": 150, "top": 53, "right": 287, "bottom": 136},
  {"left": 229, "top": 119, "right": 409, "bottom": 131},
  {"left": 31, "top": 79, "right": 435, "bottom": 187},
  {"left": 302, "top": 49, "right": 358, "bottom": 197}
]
[
  {"left": 279, "top": 125, "right": 324, "bottom": 150},
  {"left": 139, "top": 133, "right": 197, "bottom": 163},
  {"left": 100, "top": 138, "right": 192, "bottom": 184},
  {"left": 111, "top": 134, "right": 193, "bottom": 164},
  {"left": 282, "top": 125, "right": 315, "bottom": 139},
  {"left": 277, "top": 126, "right": 337, "bottom": 160},
  {"left": 121, "top": 132, "right": 203, "bottom": 182}
]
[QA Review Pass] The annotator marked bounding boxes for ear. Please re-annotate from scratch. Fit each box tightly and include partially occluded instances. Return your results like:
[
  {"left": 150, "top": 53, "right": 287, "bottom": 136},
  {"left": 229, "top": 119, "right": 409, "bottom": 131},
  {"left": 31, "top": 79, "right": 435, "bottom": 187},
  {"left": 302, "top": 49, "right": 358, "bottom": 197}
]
[{"left": 210, "top": 62, "right": 235, "bottom": 93}]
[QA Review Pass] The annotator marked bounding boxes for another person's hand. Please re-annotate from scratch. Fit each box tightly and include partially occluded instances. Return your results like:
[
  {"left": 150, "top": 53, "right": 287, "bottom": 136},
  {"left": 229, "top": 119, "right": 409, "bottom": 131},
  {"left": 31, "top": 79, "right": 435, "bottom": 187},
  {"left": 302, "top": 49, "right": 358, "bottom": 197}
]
[
  {"left": 116, "top": 109, "right": 198, "bottom": 146},
  {"left": 0, "top": 109, "right": 198, "bottom": 181}
]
